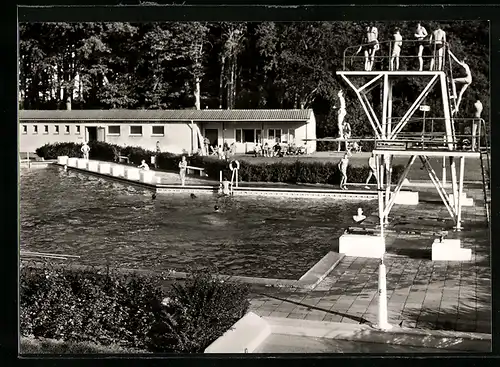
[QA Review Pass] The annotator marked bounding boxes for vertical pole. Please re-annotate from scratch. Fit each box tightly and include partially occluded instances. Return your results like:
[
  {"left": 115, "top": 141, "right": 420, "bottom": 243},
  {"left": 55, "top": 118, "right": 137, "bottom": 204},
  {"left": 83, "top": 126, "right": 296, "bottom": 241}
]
[
  {"left": 449, "top": 156, "right": 459, "bottom": 221},
  {"left": 381, "top": 74, "right": 389, "bottom": 140},
  {"left": 387, "top": 79, "right": 393, "bottom": 138},
  {"left": 220, "top": 170, "right": 222, "bottom": 183},
  {"left": 376, "top": 259, "right": 392, "bottom": 331},
  {"left": 236, "top": 169, "right": 239, "bottom": 188},
  {"left": 442, "top": 156, "right": 447, "bottom": 186},
  {"left": 376, "top": 153, "right": 384, "bottom": 237},
  {"left": 456, "top": 156, "right": 465, "bottom": 230},
  {"left": 384, "top": 155, "right": 392, "bottom": 224}
]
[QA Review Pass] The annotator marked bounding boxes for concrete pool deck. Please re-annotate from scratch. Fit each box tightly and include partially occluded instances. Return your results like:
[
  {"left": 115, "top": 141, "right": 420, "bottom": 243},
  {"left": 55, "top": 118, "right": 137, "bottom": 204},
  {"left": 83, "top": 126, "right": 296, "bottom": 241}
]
[{"left": 247, "top": 200, "right": 491, "bottom": 335}]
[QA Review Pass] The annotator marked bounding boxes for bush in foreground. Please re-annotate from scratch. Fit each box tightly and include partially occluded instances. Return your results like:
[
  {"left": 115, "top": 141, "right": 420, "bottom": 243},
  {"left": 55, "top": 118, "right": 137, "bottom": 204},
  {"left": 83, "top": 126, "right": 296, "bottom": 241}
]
[
  {"left": 148, "top": 270, "right": 250, "bottom": 353},
  {"left": 20, "top": 262, "right": 250, "bottom": 353}
]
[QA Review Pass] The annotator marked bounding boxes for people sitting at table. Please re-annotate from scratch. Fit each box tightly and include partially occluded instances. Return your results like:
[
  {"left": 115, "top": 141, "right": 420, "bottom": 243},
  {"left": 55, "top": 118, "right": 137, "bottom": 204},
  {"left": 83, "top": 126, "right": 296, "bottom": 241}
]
[{"left": 273, "top": 142, "right": 282, "bottom": 157}]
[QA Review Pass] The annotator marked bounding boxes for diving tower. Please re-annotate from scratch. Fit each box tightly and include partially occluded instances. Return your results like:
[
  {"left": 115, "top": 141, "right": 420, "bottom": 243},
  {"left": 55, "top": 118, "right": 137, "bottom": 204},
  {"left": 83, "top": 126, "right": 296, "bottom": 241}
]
[{"left": 337, "top": 40, "right": 490, "bottom": 231}]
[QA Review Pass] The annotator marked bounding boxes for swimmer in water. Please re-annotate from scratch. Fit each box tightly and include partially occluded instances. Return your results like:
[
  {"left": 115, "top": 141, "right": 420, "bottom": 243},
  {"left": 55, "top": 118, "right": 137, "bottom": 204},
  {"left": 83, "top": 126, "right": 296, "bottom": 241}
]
[
  {"left": 190, "top": 193, "right": 197, "bottom": 199},
  {"left": 63, "top": 164, "right": 68, "bottom": 171},
  {"left": 214, "top": 205, "right": 220, "bottom": 213},
  {"left": 353, "top": 208, "right": 367, "bottom": 223},
  {"left": 152, "top": 193, "right": 157, "bottom": 200}
]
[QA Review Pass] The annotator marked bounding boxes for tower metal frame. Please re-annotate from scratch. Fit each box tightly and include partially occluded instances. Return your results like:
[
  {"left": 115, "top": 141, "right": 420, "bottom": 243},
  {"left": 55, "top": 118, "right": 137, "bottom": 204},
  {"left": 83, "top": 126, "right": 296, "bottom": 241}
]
[{"left": 337, "top": 52, "right": 477, "bottom": 231}]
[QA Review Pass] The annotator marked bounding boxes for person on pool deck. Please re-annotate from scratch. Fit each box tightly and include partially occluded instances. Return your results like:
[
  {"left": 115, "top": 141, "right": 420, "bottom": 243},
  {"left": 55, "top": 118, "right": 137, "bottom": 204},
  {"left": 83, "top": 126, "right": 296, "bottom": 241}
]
[
  {"left": 365, "top": 153, "right": 377, "bottom": 188},
  {"left": 339, "top": 152, "right": 350, "bottom": 190},
  {"left": 81, "top": 141, "right": 90, "bottom": 160},
  {"left": 449, "top": 51, "right": 472, "bottom": 115},
  {"left": 429, "top": 26, "right": 447, "bottom": 71},
  {"left": 353, "top": 208, "right": 367, "bottom": 223},
  {"left": 337, "top": 90, "right": 347, "bottom": 139},
  {"left": 179, "top": 155, "right": 188, "bottom": 186},
  {"left": 472, "top": 98, "right": 483, "bottom": 151},
  {"left": 414, "top": 22, "right": 428, "bottom": 71},
  {"left": 138, "top": 160, "right": 150, "bottom": 171},
  {"left": 390, "top": 27, "right": 403, "bottom": 71}
]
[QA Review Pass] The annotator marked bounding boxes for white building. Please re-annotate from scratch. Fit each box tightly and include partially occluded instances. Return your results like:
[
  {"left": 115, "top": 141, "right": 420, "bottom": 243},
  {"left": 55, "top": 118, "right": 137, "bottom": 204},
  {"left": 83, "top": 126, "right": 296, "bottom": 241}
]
[{"left": 19, "top": 109, "right": 317, "bottom": 155}]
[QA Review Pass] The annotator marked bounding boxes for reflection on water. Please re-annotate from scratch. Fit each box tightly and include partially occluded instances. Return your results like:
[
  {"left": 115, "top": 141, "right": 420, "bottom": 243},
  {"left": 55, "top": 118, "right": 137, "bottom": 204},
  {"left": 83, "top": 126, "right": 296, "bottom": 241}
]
[{"left": 20, "top": 167, "right": 377, "bottom": 279}]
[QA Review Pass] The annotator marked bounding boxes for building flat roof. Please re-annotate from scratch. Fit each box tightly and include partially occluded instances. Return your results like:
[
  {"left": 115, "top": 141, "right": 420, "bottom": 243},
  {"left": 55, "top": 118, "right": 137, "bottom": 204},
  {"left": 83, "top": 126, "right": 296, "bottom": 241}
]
[{"left": 19, "top": 109, "right": 313, "bottom": 122}]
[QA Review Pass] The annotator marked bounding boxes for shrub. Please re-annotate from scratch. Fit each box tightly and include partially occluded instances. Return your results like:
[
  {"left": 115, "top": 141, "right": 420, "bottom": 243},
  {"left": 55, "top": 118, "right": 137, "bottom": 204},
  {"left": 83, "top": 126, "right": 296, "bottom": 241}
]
[
  {"left": 36, "top": 142, "right": 83, "bottom": 159},
  {"left": 20, "top": 262, "right": 250, "bottom": 353},
  {"left": 148, "top": 269, "right": 250, "bottom": 353},
  {"left": 20, "top": 262, "right": 164, "bottom": 350},
  {"left": 34, "top": 141, "right": 405, "bottom": 184}
]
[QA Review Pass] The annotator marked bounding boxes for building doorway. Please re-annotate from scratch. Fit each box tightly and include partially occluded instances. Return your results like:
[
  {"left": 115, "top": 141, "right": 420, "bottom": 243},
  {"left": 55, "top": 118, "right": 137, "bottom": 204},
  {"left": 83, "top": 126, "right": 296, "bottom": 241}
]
[
  {"left": 204, "top": 128, "right": 218, "bottom": 148},
  {"left": 86, "top": 126, "right": 105, "bottom": 143},
  {"left": 86, "top": 126, "right": 97, "bottom": 142}
]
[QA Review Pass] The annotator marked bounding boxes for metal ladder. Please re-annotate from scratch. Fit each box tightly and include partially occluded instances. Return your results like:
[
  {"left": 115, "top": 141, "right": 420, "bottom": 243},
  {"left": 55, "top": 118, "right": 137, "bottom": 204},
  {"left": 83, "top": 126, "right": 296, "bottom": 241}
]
[
  {"left": 441, "top": 48, "right": 458, "bottom": 147},
  {"left": 478, "top": 119, "right": 491, "bottom": 224}
]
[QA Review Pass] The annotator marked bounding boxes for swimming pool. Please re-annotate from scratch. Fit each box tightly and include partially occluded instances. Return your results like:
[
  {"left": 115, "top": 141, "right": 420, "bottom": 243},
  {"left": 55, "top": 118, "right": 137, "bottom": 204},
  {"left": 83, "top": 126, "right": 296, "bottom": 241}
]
[{"left": 20, "top": 167, "right": 377, "bottom": 279}]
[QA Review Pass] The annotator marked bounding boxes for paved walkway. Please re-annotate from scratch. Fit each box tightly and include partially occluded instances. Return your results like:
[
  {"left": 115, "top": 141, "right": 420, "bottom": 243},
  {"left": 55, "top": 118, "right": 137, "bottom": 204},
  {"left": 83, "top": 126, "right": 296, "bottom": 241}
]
[{"left": 248, "top": 193, "right": 491, "bottom": 334}]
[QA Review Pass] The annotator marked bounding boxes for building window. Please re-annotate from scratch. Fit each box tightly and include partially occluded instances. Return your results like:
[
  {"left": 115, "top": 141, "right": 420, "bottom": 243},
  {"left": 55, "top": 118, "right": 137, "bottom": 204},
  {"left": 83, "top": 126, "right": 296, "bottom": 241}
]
[
  {"left": 268, "top": 129, "right": 282, "bottom": 143},
  {"left": 22, "top": 125, "right": 27, "bottom": 134},
  {"left": 33, "top": 125, "right": 38, "bottom": 134},
  {"left": 54, "top": 125, "right": 59, "bottom": 134},
  {"left": 65, "top": 125, "right": 70, "bottom": 134},
  {"left": 235, "top": 129, "right": 257, "bottom": 143},
  {"left": 43, "top": 125, "right": 49, "bottom": 134},
  {"left": 152, "top": 126, "right": 164, "bottom": 136},
  {"left": 282, "top": 129, "right": 295, "bottom": 144},
  {"left": 108, "top": 125, "right": 121, "bottom": 135},
  {"left": 76, "top": 125, "right": 81, "bottom": 134},
  {"left": 130, "top": 126, "right": 142, "bottom": 136}
]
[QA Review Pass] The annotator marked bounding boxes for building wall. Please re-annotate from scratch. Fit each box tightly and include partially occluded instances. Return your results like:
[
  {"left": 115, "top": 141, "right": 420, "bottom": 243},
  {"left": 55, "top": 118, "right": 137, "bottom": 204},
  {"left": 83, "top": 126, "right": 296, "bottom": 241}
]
[
  {"left": 19, "top": 122, "right": 194, "bottom": 154},
  {"left": 19, "top": 116, "right": 317, "bottom": 155}
]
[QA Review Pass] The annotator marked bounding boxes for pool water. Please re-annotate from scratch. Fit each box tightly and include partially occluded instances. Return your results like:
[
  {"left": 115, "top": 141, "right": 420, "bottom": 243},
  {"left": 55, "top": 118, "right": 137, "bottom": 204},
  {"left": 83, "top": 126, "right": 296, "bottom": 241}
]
[{"left": 20, "top": 167, "right": 377, "bottom": 279}]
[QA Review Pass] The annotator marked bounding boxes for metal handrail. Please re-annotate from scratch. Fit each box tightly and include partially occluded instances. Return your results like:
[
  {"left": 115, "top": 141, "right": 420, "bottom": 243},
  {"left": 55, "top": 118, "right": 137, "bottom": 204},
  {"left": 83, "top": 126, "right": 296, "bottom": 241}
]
[{"left": 342, "top": 39, "right": 451, "bottom": 71}]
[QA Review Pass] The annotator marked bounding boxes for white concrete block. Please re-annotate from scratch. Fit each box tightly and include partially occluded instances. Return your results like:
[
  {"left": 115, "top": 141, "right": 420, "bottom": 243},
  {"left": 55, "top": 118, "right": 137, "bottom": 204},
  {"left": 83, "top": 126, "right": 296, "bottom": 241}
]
[
  {"left": 204, "top": 312, "right": 271, "bottom": 353},
  {"left": 77, "top": 158, "right": 88, "bottom": 169},
  {"left": 402, "top": 178, "right": 410, "bottom": 187},
  {"left": 140, "top": 170, "right": 155, "bottom": 183},
  {"left": 57, "top": 156, "right": 69, "bottom": 165},
  {"left": 111, "top": 165, "right": 125, "bottom": 177},
  {"left": 156, "top": 177, "right": 162, "bottom": 184},
  {"left": 432, "top": 241, "right": 472, "bottom": 261},
  {"left": 339, "top": 234, "right": 386, "bottom": 258},
  {"left": 394, "top": 191, "right": 419, "bottom": 205},
  {"left": 98, "top": 162, "right": 111, "bottom": 174},
  {"left": 86, "top": 160, "right": 99, "bottom": 172},
  {"left": 67, "top": 158, "right": 78, "bottom": 167},
  {"left": 432, "top": 238, "right": 461, "bottom": 250},
  {"left": 125, "top": 168, "right": 141, "bottom": 181}
]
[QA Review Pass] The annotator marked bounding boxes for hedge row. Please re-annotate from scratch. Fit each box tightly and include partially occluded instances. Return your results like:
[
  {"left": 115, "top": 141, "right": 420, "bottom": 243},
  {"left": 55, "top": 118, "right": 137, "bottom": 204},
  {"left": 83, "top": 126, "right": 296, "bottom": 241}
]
[
  {"left": 20, "top": 262, "right": 250, "bottom": 353},
  {"left": 35, "top": 141, "right": 405, "bottom": 185}
]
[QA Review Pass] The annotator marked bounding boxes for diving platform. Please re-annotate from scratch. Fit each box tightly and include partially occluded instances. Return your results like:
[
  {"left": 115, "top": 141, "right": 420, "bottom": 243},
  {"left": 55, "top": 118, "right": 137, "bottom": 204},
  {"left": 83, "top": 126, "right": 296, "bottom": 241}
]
[
  {"left": 337, "top": 70, "right": 446, "bottom": 77},
  {"left": 372, "top": 149, "right": 480, "bottom": 158}
]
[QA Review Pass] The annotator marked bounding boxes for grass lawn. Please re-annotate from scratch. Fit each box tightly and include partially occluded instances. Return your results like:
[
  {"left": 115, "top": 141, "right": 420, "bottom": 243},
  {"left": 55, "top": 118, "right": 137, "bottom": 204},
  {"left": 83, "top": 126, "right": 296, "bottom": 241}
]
[
  {"left": 226, "top": 152, "right": 484, "bottom": 182},
  {"left": 20, "top": 336, "right": 148, "bottom": 354}
]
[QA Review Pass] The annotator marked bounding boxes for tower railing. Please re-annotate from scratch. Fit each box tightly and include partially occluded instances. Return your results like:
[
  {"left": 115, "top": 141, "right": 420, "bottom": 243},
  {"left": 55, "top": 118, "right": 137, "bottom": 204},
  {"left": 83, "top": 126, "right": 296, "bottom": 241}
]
[
  {"left": 342, "top": 40, "right": 451, "bottom": 72},
  {"left": 371, "top": 117, "right": 488, "bottom": 152}
]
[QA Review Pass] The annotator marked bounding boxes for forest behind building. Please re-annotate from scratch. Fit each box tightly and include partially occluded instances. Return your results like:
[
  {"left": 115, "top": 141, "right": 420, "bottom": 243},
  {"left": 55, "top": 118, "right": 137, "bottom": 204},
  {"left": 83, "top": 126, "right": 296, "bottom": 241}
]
[{"left": 19, "top": 21, "right": 489, "bottom": 144}]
